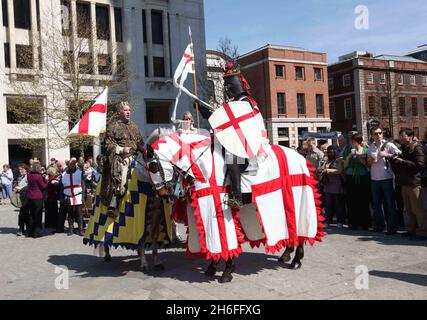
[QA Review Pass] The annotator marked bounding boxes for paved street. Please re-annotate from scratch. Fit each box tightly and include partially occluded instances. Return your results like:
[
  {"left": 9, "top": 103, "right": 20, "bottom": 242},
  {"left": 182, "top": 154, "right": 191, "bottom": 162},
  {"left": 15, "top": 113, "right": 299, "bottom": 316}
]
[{"left": 0, "top": 205, "right": 426, "bottom": 300}]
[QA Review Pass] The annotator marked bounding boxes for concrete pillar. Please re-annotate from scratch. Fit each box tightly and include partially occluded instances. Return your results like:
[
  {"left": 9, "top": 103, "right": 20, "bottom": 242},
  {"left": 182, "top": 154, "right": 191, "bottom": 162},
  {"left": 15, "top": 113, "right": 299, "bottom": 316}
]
[
  {"left": 109, "top": 5, "right": 117, "bottom": 74},
  {"left": 145, "top": 9, "right": 153, "bottom": 77},
  {"left": 70, "top": 0, "right": 79, "bottom": 74},
  {"left": 30, "top": 0, "right": 39, "bottom": 71},
  {"left": 7, "top": 0, "right": 16, "bottom": 76},
  {"left": 90, "top": 2, "right": 99, "bottom": 75},
  {"left": 162, "top": 11, "right": 170, "bottom": 78}
]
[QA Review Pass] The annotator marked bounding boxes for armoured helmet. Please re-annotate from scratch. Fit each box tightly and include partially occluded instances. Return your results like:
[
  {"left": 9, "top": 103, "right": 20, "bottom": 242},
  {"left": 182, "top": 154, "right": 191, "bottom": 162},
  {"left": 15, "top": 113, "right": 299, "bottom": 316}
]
[{"left": 223, "top": 60, "right": 251, "bottom": 100}]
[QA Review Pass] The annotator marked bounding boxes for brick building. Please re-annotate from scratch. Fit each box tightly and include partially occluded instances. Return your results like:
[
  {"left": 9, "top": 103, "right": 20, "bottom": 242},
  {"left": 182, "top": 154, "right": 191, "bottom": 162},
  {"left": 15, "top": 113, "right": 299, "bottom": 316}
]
[
  {"left": 328, "top": 51, "right": 427, "bottom": 141},
  {"left": 237, "top": 44, "right": 331, "bottom": 147}
]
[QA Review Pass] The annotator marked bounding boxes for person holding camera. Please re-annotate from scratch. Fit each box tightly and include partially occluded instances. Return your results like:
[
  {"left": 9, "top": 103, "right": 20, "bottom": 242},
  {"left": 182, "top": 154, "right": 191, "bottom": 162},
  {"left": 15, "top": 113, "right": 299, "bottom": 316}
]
[
  {"left": 388, "top": 128, "right": 427, "bottom": 241},
  {"left": 367, "top": 126, "right": 401, "bottom": 235}
]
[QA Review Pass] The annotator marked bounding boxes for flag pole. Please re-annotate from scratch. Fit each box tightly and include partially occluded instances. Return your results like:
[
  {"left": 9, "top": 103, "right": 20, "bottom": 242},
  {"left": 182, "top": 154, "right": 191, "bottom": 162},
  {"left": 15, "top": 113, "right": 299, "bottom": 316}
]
[{"left": 189, "top": 27, "right": 200, "bottom": 129}]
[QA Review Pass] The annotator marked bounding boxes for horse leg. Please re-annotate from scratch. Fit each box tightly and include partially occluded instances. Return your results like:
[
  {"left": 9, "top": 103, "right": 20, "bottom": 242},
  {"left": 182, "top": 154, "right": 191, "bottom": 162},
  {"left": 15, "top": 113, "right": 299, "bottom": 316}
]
[
  {"left": 104, "top": 246, "right": 112, "bottom": 262},
  {"left": 153, "top": 241, "right": 165, "bottom": 271},
  {"left": 278, "top": 246, "right": 294, "bottom": 263},
  {"left": 219, "top": 258, "right": 235, "bottom": 283},
  {"left": 289, "top": 245, "right": 304, "bottom": 270},
  {"left": 139, "top": 244, "right": 151, "bottom": 274},
  {"left": 204, "top": 259, "right": 218, "bottom": 276}
]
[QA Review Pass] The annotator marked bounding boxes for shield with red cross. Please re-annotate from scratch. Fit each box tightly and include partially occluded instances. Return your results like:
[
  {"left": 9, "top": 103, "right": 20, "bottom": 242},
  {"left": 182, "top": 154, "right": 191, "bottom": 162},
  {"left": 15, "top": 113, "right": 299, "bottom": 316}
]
[{"left": 209, "top": 101, "right": 262, "bottom": 158}]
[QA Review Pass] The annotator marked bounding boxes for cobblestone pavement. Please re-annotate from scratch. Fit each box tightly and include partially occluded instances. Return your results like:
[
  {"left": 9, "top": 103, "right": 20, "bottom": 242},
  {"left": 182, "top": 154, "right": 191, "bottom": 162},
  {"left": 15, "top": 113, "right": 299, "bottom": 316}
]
[{"left": 0, "top": 205, "right": 426, "bottom": 300}]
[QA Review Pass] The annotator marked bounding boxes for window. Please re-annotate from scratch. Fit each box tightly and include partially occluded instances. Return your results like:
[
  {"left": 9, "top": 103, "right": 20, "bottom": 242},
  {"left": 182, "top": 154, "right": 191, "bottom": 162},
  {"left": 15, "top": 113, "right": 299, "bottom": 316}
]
[
  {"left": 116, "top": 55, "right": 125, "bottom": 76},
  {"left": 295, "top": 66, "right": 304, "bottom": 80},
  {"left": 153, "top": 57, "right": 165, "bottom": 77},
  {"left": 328, "top": 77, "right": 334, "bottom": 90},
  {"left": 297, "top": 93, "right": 305, "bottom": 115},
  {"left": 14, "top": 0, "right": 30, "bottom": 29},
  {"left": 98, "top": 54, "right": 111, "bottom": 75},
  {"left": 277, "top": 93, "right": 286, "bottom": 114},
  {"left": 78, "top": 52, "right": 92, "bottom": 74},
  {"left": 381, "top": 96, "right": 388, "bottom": 116},
  {"left": 398, "top": 74, "right": 404, "bottom": 85},
  {"left": 314, "top": 68, "right": 322, "bottom": 81},
  {"left": 77, "top": 2, "right": 90, "bottom": 38},
  {"left": 146, "top": 100, "right": 171, "bottom": 124},
  {"left": 96, "top": 5, "right": 110, "bottom": 40},
  {"left": 6, "top": 96, "right": 44, "bottom": 124},
  {"left": 114, "top": 8, "right": 123, "bottom": 42},
  {"left": 298, "top": 127, "right": 308, "bottom": 142},
  {"left": 4, "top": 43, "right": 10, "bottom": 68},
  {"left": 368, "top": 96, "right": 376, "bottom": 116},
  {"left": 144, "top": 56, "right": 148, "bottom": 77},
  {"left": 275, "top": 65, "right": 284, "bottom": 78},
  {"left": 342, "top": 74, "right": 351, "bottom": 87},
  {"left": 63, "top": 50, "right": 73, "bottom": 73},
  {"left": 329, "top": 101, "right": 335, "bottom": 121},
  {"left": 367, "top": 73, "right": 374, "bottom": 84},
  {"left": 316, "top": 94, "right": 324, "bottom": 115},
  {"left": 2, "top": 0, "right": 8, "bottom": 27},
  {"left": 424, "top": 98, "right": 427, "bottom": 116},
  {"left": 151, "top": 10, "right": 163, "bottom": 45},
  {"left": 278, "top": 128, "right": 289, "bottom": 137},
  {"left": 411, "top": 97, "right": 418, "bottom": 116},
  {"left": 399, "top": 97, "right": 406, "bottom": 116},
  {"left": 278, "top": 141, "right": 290, "bottom": 147},
  {"left": 142, "top": 10, "right": 147, "bottom": 43},
  {"left": 380, "top": 73, "right": 386, "bottom": 84},
  {"left": 16, "top": 45, "right": 33, "bottom": 69},
  {"left": 344, "top": 98, "right": 352, "bottom": 119},
  {"left": 61, "top": 0, "right": 71, "bottom": 35},
  {"left": 422, "top": 76, "right": 427, "bottom": 86},
  {"left": 410, "top": 75, "right": 416, "bottom": 86}
]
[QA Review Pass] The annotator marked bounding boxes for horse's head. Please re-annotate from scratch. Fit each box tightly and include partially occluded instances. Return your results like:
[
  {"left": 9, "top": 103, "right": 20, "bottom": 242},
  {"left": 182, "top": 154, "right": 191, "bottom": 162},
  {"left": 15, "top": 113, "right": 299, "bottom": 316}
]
[{"left": 145, "top": 143, "right": 176, "bottom": 197}]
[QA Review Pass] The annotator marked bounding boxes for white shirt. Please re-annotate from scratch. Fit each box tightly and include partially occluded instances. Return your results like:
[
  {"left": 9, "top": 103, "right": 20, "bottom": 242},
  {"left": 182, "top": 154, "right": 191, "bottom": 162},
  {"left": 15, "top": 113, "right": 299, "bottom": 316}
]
[{"left": 368, "top": 140, "right": 401, "bottom": 181}]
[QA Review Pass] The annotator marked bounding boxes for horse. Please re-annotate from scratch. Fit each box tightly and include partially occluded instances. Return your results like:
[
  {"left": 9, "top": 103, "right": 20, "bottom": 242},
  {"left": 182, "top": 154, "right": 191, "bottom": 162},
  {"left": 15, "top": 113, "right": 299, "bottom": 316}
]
[
  {"left": 144, "top": 130, "right": 324, "bottom": 283},
  {"left": 83, "top": 151, "right": 174, "bottom": 273}
]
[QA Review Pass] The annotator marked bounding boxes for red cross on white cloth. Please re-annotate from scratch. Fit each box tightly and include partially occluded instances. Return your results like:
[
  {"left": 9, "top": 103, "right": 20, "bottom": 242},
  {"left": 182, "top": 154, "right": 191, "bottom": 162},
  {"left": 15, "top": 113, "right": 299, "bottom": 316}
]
[
  {"left": 250, "top": 145, "right": 323, "bottom": 251},
  {"left": 63, "top": 171, "right": 82, "bottom": 206},
  {"left": 215, "top": 103, "right": 258, "bottom": 158},
  {"left": 189, "top": 155, "right": 243, "bottom": 262},
  {"left": 168, "top": 134, "right": 211, "bottom": 183}
]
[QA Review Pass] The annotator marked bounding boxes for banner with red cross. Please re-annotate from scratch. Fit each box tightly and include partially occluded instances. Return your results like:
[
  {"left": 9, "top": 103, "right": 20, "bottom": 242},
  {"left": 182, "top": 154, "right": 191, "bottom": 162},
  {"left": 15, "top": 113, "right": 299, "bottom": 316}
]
[
  {"left": 241, "top": 145, "right": 324, "bottom": 252},
  {"left": 186, "top": 152, "right": 245, "bottom": 263}
]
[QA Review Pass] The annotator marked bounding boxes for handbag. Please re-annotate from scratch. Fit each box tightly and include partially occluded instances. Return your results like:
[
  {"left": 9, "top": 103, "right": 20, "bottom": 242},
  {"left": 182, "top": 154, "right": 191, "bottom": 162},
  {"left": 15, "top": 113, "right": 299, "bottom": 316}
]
[{"left": 11, "top": 192, "right": 22, "bottom": 208}]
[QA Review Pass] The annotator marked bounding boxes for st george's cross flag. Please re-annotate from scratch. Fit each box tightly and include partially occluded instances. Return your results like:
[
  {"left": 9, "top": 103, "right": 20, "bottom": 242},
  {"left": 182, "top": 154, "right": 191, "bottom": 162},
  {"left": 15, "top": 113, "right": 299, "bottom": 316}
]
[
  {"left": 171, "top": 27, "right": 195, "bottom": 122},
  {"left": 68, "top": 87, "right": 108, "bottom": 137}
]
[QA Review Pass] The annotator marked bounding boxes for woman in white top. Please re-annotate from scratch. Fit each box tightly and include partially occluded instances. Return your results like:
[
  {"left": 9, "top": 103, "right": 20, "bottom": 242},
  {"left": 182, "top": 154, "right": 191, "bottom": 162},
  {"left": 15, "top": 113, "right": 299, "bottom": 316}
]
[
  {"left": 177, "top": 111, "right": 198, "bottom": 134},
  {"left": 1, "top": 164, "right": 14, "bottom": 204}
]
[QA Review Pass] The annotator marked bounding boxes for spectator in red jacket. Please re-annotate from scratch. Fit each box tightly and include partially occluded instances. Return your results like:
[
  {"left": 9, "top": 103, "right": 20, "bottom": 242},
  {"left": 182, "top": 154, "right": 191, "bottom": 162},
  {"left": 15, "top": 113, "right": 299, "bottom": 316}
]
[{"left": 26, "top": 162, "right": 49, "bottom": 238}]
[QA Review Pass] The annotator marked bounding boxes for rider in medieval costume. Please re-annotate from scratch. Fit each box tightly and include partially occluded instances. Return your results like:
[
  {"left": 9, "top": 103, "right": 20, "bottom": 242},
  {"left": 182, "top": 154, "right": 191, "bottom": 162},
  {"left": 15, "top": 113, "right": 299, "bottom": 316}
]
[
  {"left": 199, "top": 60, "right": 267, "bottom": 209},
  {"left": 100, "top": 101, "right": 144, "bottom": 217}
]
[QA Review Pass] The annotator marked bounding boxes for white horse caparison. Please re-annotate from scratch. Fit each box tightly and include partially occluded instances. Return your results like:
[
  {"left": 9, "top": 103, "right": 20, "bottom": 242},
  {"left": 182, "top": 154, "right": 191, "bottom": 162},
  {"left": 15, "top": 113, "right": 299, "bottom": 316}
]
[{"left": 146, "top": 132, "right": 320, "bottom": 283}]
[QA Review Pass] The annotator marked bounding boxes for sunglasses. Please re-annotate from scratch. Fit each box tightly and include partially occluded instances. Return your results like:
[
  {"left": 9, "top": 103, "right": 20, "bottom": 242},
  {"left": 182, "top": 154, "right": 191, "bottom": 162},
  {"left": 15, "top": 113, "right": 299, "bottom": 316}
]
[{"left": 373, "top": 132, "right": 382, "bottom": 135}]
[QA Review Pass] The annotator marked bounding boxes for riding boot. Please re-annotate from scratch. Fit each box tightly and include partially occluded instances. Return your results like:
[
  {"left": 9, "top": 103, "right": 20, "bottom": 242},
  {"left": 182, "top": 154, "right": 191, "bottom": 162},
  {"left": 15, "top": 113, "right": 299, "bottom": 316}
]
[
  {"left": 226, "top": 163, "right": 243, "bottom": 209},
  {"left": 205, "top": 259, "right": 218, "bottom": 276}
]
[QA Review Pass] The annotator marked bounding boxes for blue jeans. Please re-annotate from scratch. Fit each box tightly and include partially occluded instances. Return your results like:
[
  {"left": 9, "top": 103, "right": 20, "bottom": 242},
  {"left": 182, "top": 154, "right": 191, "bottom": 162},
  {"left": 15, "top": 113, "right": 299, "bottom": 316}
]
[
  {"left": 371, "top": 179, "right": 398, "bottom": 231},
  {"left": 2, "top": 184, "right": 13, "bottom": 199}
]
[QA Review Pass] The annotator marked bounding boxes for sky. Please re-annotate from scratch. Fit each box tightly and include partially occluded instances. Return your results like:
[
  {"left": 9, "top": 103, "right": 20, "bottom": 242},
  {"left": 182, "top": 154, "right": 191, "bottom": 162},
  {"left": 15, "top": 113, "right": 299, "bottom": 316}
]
[{"left": 204, "top": 0, "right": 427, "bottom": 63}]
